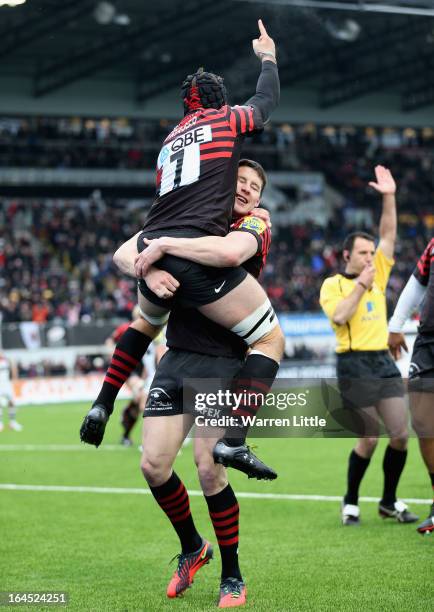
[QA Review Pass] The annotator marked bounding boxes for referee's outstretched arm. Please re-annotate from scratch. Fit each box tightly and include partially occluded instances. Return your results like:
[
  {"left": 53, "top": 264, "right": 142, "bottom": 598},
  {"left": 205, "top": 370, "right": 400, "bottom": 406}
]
[{"left": 369, "top": 164, "right": 397, "bottom": 259}]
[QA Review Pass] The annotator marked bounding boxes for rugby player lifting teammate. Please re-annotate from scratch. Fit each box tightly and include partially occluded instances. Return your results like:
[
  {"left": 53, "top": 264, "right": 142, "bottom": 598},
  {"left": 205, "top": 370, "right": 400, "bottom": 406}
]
[
  {"left": 80, "top": 21, "right": 284, "bottom": 479},
  {"left": 388, "top": 238, "right": 434, "bottom": 534},
  {"left": 116, "top": 158, "right": 271, "bottom": 606}
]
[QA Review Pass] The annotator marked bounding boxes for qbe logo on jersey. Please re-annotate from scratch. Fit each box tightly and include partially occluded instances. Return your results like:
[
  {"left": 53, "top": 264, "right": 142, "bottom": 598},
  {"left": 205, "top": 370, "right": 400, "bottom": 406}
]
[{"left": 158, "top": 125, "right": 212, "bottom": 196}]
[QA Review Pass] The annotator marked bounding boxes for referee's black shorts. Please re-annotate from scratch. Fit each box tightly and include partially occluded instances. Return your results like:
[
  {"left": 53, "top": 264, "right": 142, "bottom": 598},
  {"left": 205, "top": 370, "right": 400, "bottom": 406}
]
[
  {"left": 408, "top": 331, "right": 434, "bottom": 393},
  {"left": 144, "top": 349, "right": 244, "bottom": 417},
  {"left": 337, "top": 350, "right": 404, "bottom": 409},
  {"left": 137, "top": 230, "right": 248, "bottom": 309}
]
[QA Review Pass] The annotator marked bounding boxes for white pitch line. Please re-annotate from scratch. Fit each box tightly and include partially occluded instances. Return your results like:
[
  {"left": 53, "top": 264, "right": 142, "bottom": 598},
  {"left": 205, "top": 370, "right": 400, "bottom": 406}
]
[
  {"left": 0, "top": 444, "right": 129, "bottom": 451},
  {"left": 0, "top": 484, "right": 430, "bottom": 505}
]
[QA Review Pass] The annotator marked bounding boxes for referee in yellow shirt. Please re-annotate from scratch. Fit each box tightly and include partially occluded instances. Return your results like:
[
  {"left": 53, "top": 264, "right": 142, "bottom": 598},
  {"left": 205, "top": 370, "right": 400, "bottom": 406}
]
[{"left": 320, "top": 166, "right": 417, "bottom": 526}]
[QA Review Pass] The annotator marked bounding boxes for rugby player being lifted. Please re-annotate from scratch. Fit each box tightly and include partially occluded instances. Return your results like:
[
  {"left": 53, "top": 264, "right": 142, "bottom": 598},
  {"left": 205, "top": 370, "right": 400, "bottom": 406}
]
[{"left": 80, "top": 20, "right": 284, "bottom": 480}]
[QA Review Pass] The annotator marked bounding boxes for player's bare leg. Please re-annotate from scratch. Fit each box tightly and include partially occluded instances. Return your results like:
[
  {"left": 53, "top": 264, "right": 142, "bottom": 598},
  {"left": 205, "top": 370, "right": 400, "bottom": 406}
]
[
  {"left": 199, "top": 273, "right": 284, "bottom": 360},
  {"left": 141, "top": 414, "right": 191, "bottom": 486},
  {"left": 194, "top": 430, "right": 228, "bottom": 496},
  {"left": 377, "top": 397, "right": 408, "bottom": 448},
  {"left": 410, "top": 391, "right": 434, "bottom": 533}
]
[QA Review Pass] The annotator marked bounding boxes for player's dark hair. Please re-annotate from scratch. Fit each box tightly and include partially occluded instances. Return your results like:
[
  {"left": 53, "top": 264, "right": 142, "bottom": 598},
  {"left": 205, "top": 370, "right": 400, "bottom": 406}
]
[
  {"left": 239, "top": 159, "right": 267, "bottom": 194},
  {"left": 342, "top": 231, "right": 376, "bottom": 256},
  {"left": 181, "top": 67, "right": 228, "bottom": 116}
]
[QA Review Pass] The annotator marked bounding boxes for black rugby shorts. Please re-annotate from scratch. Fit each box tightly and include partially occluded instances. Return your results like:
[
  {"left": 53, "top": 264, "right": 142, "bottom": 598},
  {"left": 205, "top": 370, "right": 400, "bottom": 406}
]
[
  {"left": 144, "top": 349, "right": 243, "bottom": 417},
  {"left": 337, "top": 350, "right": 404, "bottom": 409},
  {"left": 408, "top": 332, "right": 434, "bottom": 393},
  {"left": 137, "top": 230, "right": 248, "bottom": 308}
]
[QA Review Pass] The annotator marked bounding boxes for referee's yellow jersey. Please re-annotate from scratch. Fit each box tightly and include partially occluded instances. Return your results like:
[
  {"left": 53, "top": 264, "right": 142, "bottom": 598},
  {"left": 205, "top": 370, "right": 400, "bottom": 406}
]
[{"left": 319, "top": 248, "right": 393, "bottom": 353}]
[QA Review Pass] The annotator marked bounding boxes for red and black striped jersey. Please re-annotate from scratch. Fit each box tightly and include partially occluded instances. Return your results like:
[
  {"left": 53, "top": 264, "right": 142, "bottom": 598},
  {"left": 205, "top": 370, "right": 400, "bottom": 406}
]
[
  {"left": 414, "top": 238, "right": 434, "bottom": 332},
  {"left": 230, "top": 214, "right": 271, "bottom": 278},
  {"left": 143, "top": 105, "right": 263, "bottom": 237}
]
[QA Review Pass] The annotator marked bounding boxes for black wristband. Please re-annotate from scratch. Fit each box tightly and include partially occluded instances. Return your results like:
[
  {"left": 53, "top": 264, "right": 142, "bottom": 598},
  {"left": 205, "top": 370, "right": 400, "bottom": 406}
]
[{"left": 357, "top": 281, "right": 367, "bottom": 290}]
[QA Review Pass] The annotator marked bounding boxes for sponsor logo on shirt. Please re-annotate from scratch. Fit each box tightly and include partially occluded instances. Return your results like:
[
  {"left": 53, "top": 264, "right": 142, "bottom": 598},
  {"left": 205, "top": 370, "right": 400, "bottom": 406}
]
[{"left": 238, "top": 216, "right": 266, "bottom": 234}]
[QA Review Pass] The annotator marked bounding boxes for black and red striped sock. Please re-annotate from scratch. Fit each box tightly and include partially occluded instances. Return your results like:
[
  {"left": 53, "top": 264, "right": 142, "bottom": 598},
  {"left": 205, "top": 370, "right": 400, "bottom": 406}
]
[
  {"left": 95, "top": 327, "right": 152, "bottom": 413},
  {"left": 150, "top": 472, "right": 202, "bottom": 554},
  {"left": 205, "top": 484, "right": 241, "bottom": 580},
  {"left": 224, "top": 353, "right": 279, "bottom": 446}
]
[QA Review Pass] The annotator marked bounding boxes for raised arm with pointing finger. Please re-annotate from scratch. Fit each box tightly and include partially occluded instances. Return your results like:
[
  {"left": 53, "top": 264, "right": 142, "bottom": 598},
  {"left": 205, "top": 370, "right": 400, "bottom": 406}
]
[{"left": 245, "top": 19, "right": 279, "bottom": 123}]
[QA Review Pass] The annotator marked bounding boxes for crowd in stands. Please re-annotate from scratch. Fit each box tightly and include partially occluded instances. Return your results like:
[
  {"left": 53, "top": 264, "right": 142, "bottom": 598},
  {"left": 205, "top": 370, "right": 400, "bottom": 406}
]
[
  {"left": 1, "top": 117, "right": 433, "bottom": 324},
  {"left": 2, "top": 115, "right": 434, "bottom": 180},
  {"left": 0, "top": 116, "right": 172, "bottom": 169},
  {"left": 0, "top": 199, "right": 429, "bottom": 324},
  {"left": 296, "top": 123, "right": 434, "bottom": 215},
  {"left": 0, "top": 193, "right": 143, "bottom": 323}
]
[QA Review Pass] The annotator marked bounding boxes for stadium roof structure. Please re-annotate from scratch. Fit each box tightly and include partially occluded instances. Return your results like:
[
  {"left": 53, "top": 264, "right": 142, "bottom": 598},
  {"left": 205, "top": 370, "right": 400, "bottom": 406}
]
[{"left": 1, "top": 0, "right": 434, "bottom": 112}]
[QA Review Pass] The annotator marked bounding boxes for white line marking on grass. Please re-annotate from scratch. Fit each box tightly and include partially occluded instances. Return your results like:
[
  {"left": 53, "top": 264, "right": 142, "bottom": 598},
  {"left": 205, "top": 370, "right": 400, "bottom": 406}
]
[
  {"left": 0, "top": 445, "right": 128, "bottom": 451},
  {"left": 0, "top": 484, "right": 430, "bottom": 505}
]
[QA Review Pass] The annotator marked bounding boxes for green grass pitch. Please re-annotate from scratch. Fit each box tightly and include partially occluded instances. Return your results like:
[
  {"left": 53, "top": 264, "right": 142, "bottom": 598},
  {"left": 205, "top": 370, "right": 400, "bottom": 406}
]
[{"left": 0, "top": 401, "right": 432, "bottom": 611}]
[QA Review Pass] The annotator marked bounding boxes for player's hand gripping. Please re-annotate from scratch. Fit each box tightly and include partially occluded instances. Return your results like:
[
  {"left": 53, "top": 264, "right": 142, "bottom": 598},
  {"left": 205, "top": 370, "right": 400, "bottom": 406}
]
[
  {"left": 145, "top": 267, "right": 180, "bottom": 299},
  {"left": 388, "top": 332, "right": 408, "bottom": 361},
  {"left": 357, "top": 264, "right": 375, "bottom": 290},
  {"left": 134, "top": 238, "right": 165, "bottom": 278},
  {"left": 252, "top": 19, "right": 276, "bottom": 63},
  {"left": 369, "top": 165, "right": 396, "bottom": 196}
]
